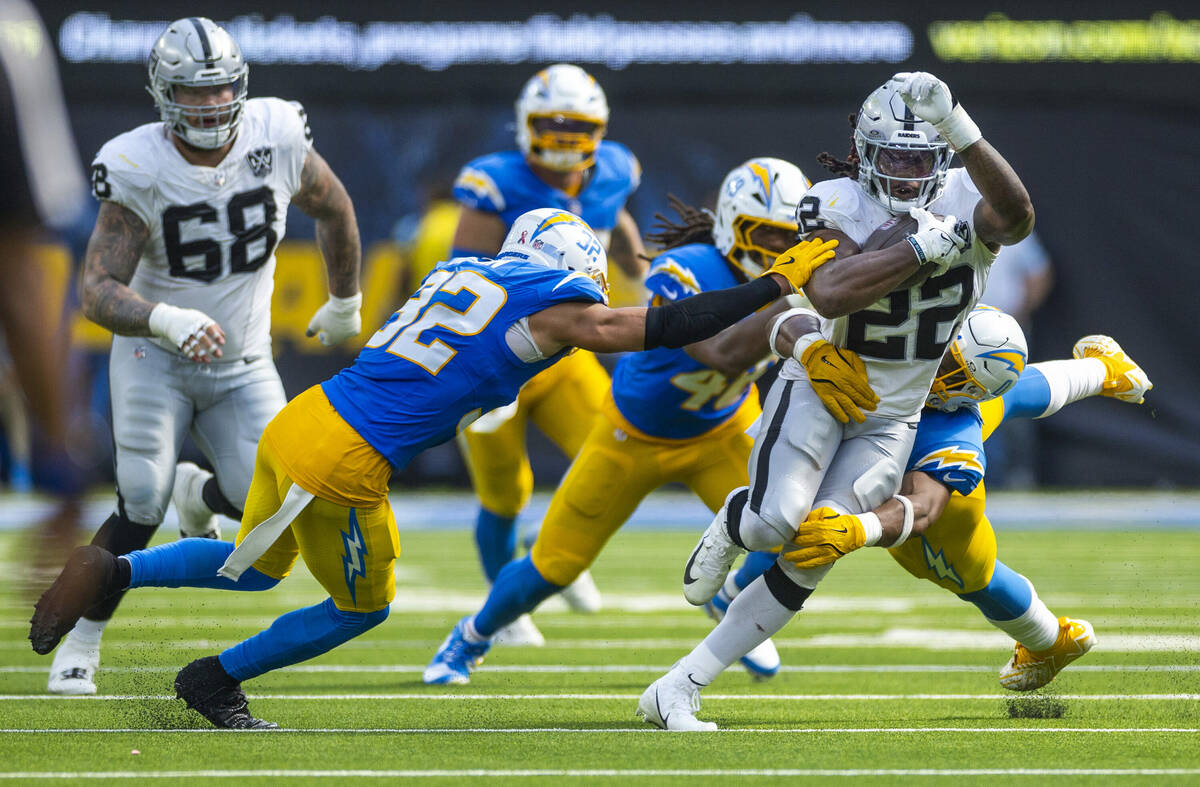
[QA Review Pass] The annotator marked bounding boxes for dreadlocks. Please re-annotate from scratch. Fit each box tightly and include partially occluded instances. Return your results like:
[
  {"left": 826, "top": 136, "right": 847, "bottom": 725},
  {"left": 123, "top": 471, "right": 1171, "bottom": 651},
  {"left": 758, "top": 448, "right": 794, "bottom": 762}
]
[
  {"left": 816, "top": 112, "right": 861, "bottom": 179},
  {"left": 640, "top": 194, "right": 715, "bottom": 261}
]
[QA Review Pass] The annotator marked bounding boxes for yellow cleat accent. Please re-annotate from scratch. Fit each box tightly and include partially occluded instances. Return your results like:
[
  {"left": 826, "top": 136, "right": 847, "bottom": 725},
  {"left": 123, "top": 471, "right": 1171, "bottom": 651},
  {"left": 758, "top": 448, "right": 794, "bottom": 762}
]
[
  {"left": 1072, "top": 335, "right": 1152, "bottom": 404},
  {"left": 1000, "top": 617, "right": 1096, "bottom": 692}
]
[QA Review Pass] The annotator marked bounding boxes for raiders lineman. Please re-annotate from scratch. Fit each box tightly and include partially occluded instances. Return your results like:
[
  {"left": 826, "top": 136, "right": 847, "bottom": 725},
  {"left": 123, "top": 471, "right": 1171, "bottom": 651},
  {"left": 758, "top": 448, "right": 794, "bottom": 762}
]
[
  {"left": 641, "top": 71, "right": 1036, "bottom": 730},
  {"left": 48, "top": 18, "right": 362, "bottom": 695}
]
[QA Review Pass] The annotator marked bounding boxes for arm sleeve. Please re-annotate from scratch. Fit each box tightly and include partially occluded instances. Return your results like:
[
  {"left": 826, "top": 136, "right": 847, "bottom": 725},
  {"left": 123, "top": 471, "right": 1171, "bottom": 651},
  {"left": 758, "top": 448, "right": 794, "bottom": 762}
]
[{"left": 644, "top": 275, "right": 781, "bottom": 350}]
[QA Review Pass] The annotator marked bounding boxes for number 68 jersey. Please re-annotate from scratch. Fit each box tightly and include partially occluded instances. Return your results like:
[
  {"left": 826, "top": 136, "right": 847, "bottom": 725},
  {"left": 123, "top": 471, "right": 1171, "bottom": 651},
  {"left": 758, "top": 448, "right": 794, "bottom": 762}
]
[
  {"left": 792, "top": 168, "right": 996, "bottom": 419},
  {"left": 90, "top": 97, "right": 312, "bottom": 361}
]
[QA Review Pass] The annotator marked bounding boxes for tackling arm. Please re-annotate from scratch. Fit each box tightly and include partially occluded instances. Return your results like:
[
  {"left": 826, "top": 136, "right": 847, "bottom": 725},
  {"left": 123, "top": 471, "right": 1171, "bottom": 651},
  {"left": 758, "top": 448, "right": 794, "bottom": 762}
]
[
  {"left": 784, "top": 470, "right": 951, "bottom": 569},
  {"left": 683, "top": 300, "right": 789, "bottom": 378}
]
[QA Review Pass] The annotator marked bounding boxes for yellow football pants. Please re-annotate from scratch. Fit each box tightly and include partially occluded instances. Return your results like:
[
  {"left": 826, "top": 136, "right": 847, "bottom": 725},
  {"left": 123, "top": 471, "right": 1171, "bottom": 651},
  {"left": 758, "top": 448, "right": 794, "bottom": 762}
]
[
  {"left": 460, "top": 350, "right": 610, "bottom": 517},
  {"left": 530, "top": 393, "right": 761, "bottom": 587},
  {"left": 237, "top": 389, "right": 400, "bottom": 613},
  {"left": 888, "top": 481, "right": 997, "bottom": 594}
]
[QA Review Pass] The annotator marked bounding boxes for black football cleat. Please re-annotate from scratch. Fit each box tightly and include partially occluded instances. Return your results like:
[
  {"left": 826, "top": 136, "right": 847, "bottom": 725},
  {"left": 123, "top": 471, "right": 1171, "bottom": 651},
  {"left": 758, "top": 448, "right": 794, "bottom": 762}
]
[
  {"left": 174, "top": 656, "right": 278, "bottom": 730},
  {"left": 29, "top": 545, "right": 122, "bottom": 655}
]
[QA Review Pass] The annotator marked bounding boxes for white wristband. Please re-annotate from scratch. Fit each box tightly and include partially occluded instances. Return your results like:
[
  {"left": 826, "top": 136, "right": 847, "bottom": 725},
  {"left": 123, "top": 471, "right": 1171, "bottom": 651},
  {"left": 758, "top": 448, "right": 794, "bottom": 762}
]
[
  {"left": 934, "top": 104, "right": 982, "bottom": 152},
  {"left": 326, "top": 292, "right": 363, "bottom": 314},
  {"left": 858, "top": 512, "right": 883, "bottom": 547},
  {"left": 890, "top": 494, "right": 915, "bottom": 547},
  {"left": 768, "top": 307, "right": 818, "bottom": 357}
]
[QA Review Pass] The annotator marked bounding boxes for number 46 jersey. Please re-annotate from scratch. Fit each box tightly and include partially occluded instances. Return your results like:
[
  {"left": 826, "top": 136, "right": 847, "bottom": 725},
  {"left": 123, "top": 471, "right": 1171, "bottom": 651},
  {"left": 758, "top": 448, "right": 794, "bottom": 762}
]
[
  {"left": 793, "top": 168, "right": 996, "bottom": 419},
  {"left": 90, "top": 97, "right": 312, "bottom": 361}
]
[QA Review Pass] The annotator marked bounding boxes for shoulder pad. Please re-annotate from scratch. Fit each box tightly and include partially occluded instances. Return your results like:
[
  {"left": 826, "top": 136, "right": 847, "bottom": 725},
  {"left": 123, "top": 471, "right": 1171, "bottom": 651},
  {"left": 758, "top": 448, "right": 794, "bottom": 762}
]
[
  {"left": 646, "top": 252, "right": 703, "bottom": 300},
  {"left": 454, "top": 162, "right": 507, "bottom": 213}
]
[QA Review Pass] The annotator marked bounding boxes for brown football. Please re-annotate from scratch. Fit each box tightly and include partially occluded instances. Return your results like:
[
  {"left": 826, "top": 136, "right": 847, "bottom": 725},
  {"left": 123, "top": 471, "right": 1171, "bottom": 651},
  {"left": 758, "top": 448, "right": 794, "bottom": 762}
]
[{"left": 862, "top": 214, "right": 929, "bottom": 289}]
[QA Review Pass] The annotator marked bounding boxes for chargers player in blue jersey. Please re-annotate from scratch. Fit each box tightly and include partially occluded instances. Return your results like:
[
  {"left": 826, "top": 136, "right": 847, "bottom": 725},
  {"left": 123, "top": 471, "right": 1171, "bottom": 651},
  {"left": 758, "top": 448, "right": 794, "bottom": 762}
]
[
  {"left": 29, "top": 208, "right": 838, "bottom": 729},
  {"left": 423, "top": 159, "right": 880, "bottom": 686},
  {"left": 639, "top": 306, "right": 1152, "bottom": 729},
  {"left": 452, "top": 65, "right": 647, "bottom": 639}
]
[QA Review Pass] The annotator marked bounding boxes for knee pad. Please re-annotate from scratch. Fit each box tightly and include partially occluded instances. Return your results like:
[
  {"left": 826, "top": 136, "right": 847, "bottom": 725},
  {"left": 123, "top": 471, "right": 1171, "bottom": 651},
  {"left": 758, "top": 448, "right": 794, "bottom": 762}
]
[
  {"left": 116, "top": 479, "right": 169, "bottom": 525},
  {"left": 735, "top": 503, "right": 794, "bottom": 552}
]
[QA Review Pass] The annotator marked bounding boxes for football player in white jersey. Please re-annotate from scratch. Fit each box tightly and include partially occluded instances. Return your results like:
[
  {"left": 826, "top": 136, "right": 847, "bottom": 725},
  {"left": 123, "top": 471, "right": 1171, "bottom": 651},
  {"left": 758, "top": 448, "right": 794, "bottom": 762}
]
[
  {"left": 47, "top": 17, "right": 362, "bottom": 696},
  {"left": 644, "top": 72, "right": 1037, "bottom": 730}
]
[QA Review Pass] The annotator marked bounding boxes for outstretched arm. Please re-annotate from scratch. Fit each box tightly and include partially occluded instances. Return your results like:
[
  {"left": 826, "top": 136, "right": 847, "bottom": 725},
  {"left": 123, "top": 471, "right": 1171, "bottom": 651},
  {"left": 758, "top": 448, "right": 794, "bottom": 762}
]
[{"left": 684, "top": 300, "right": 789, "bottom": 378}]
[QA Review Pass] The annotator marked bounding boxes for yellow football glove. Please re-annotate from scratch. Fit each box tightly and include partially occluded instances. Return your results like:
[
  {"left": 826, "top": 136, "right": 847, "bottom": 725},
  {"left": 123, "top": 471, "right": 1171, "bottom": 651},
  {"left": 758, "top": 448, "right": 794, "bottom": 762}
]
[
  {"left": 1072, "top": 334, "right": 1153, "bottom": 404},
  {"left": 763, "top": 238, "right": 839, "bottom": 293},
  {"left": 784, "top": 507, "right": 867, "bottom": 569},
  {"left": 798, "top": 340, "right": 879, "bottom": 423}
]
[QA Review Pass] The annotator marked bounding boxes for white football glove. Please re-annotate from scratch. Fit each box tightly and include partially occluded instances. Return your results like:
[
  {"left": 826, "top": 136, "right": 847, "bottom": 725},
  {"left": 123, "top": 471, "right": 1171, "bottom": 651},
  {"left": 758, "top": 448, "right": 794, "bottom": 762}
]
[
  {"left": 893, "top": 71, "right": 982, "bottom": 152},
  {"left": 148, "top": 303, "right": 224, "bottom": 362},
  {"left": 306, "top": 292, "right": 362, "bottom": 346},
  {"left": 905, "top": 207, "right": 969, "bottom": 275}
]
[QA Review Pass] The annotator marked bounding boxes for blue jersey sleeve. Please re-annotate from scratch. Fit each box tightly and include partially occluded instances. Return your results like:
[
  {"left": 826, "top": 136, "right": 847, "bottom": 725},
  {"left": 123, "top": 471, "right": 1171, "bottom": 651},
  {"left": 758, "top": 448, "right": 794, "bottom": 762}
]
[
  {"left": 605, "top": 141, "right": 642, "bottom": 195},
  {"left": 644, "top": 253, "right": 703, "bottom": 302},
  {"left": 908, "top": 408, "right": 987, "bottom": 496},
  {"left": 453, "top": 157, "right": 508, "bottom": 214}
]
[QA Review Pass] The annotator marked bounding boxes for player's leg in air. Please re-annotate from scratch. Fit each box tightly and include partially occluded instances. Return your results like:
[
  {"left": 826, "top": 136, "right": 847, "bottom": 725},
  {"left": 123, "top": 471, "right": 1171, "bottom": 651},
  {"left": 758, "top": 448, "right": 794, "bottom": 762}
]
[{"left": 31, "top": 388, "right": 395, "bottom": 728}]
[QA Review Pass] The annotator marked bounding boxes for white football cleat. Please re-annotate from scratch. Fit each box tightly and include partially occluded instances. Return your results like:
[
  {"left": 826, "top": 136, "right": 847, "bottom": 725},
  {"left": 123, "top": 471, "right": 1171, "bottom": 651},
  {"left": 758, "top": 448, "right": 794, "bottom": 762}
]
[
  {"left": 47, "top": 631, "right": 99, "bottom": 695},
  {"left": 492, "top": 614, "right": 545, "bottom": 647},
  {"left": 683, "top": 490, "right": 746, "bottom": 606},
  {"left": 561, "top": 570, "right": 602, "bottom": 614},
  {"left": 637, "top": 670, "right": 718, "bottom": 731},
  {"left": 172, "top": 462, "right": 221, "bottom": 539},
  {"left": 1072, "top": 335, "right": 1152, "bottom": 404}
]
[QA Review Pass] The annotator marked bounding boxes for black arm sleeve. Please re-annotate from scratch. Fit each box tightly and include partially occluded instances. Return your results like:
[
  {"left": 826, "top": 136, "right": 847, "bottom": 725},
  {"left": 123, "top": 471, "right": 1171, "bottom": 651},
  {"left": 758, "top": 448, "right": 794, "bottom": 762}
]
[{"left": 644, "top": 276, "right": 783, "bottom": 350}]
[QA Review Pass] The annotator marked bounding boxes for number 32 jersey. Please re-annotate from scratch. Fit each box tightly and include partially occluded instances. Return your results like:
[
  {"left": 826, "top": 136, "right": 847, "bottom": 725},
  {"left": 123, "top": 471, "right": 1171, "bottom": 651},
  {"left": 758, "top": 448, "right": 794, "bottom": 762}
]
[
  {"left": 793, "top": 168, "right": 996, "bottom": 419},
  {"left": 91, "top": 97, "right": 312, "bottom": 360}
]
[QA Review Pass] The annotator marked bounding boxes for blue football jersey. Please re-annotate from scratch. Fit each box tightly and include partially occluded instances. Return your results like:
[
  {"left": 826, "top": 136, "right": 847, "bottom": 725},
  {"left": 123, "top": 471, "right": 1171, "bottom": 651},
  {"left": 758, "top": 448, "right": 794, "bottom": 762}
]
[
  {"left": 907, "top": 406, "right": 987, "bottom": 496},
  {"left": 322, "top": 257, "right": 605, "bottom": 469},
  {"left": 611, "top": 243, "right": 771, "bottom": 440},
  {"left": 453, "top": 141, "right": 640, "bottom": 235}
]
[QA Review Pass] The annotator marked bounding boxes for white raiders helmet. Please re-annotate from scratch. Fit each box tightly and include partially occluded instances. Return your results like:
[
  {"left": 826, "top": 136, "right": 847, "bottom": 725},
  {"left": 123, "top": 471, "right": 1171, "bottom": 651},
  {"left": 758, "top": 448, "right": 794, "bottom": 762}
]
[
  {"left": 498, "top": 208, "right": 609, "bottom": 302},
  {"left": 713, "top": 157, "right": 809, "bottom": 278},
  {"left": 927, "top": 305, "right": 1028, "bottom": 411},
  {"left": 854, "top": 78, "right": 953, "bottom": 214},
  {"left": 515, "top": 64, "right": 609, "bottom": 172},
  {"left": 147, "top": 18, "right": 248, "bottom": 150}
]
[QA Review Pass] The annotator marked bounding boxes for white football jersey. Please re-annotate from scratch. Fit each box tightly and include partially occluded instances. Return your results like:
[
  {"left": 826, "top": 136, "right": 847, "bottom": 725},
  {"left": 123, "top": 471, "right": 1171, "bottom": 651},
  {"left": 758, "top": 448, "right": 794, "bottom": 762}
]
[
  {"left": 91, "top": 97, "right": 312, "bottom": 360},
  {"left": 786, "top": 168, "right": 996, "bottom": 418}
]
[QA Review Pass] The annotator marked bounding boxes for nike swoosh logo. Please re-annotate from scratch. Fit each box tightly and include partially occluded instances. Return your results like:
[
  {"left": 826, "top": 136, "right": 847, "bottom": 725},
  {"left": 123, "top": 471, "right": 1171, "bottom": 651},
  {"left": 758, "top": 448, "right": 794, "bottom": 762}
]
[
  {"left": 655, "top": 688, "right": 669, "bottom": 728},
  {"left": 683, "top": 538, "right": 706, "bottom": 585},
  {"left": 831, "top": 527, "right": 848, "bottom": 534},
  {"left": 687, "top": 673, "right": 705, "bottom": 687}
]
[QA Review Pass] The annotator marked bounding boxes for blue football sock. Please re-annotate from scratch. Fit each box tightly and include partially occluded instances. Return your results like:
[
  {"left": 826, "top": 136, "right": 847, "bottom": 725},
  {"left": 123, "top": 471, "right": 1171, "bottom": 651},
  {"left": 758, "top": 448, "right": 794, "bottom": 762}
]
[
  {"left": 474, "top": 508, "right": 518, "bottom": 583},
  {"left": 733, "top": 550, "right": 778, "bottom": 591},
  {"left": 219, "top": 597, "right": 389, "bottom": 681},
  {"left": 959, "top": 560, "right": 1032, "bottom": 621},
  {"left": 125, "top": 538, "right": 278, "bottom": 592},
  {"left": 472, "top": 555, "right": 560, "bottom": 638}
]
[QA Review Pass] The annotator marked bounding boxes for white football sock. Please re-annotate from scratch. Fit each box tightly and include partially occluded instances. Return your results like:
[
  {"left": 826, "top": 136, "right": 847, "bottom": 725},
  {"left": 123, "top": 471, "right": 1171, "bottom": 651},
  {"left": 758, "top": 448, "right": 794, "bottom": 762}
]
[
  {"left": 70, "top": 617, "right": 108, "bottom": 645},
  {"left": 987, "top": 593, "right": 1059, "bottom": 652},
  {"left": 695, "top": 577, "right": 796, "bottom": 670},
  {"left": 673, "top": 642, "right": 726, "bottom": 687}
]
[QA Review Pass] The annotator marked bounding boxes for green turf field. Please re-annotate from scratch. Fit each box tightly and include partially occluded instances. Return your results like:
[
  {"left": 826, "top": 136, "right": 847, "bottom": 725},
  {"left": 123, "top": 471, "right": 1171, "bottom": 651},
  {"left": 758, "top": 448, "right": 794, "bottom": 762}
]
[{"left": 2, "top": 526, "right": 1198, "bottom": 784}]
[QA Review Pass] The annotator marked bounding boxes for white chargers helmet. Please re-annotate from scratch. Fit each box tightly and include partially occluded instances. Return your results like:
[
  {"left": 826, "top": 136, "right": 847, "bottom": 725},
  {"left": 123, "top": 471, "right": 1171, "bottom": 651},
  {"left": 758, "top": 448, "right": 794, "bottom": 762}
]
[
  {"left": 927, "top": 305, "right": 1028, "bottom": 411},
  {"left": 498, "top": 209, "right": 609, "bottom": 302},
  {"left": 712, "top": 158, "right": 809, "bottom": 278},
  {"left": 147, "top": 18, "right": 248, "bottom": 150},
  {"left": 854, "top": 77, "right": 953, "bottom": 214},
  {"left": 515, "top": 64, "right": 609, "bottom": 172}
]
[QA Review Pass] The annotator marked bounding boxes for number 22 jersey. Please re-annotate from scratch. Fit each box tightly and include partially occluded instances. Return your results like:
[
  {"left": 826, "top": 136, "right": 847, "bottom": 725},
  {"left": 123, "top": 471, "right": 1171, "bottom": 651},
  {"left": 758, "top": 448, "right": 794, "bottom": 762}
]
[{"left": 90, "top": 97, "right": 311, "bottom": 361}]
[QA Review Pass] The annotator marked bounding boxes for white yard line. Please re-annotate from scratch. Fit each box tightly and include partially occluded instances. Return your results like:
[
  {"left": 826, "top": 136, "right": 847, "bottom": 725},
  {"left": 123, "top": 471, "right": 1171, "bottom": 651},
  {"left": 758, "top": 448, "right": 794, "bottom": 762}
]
[
  {"left": 0, "top": 727, "right": 1196, "bottom": 735},
  {"left": 1, "top": 663, "right": 1196, "bottom": 674},
  {"left": 3, "top": 768, "right": 1200, "bottom": 779},
  {"left": 2, "top": 693, "right": 1197, "bottom": 701}
]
